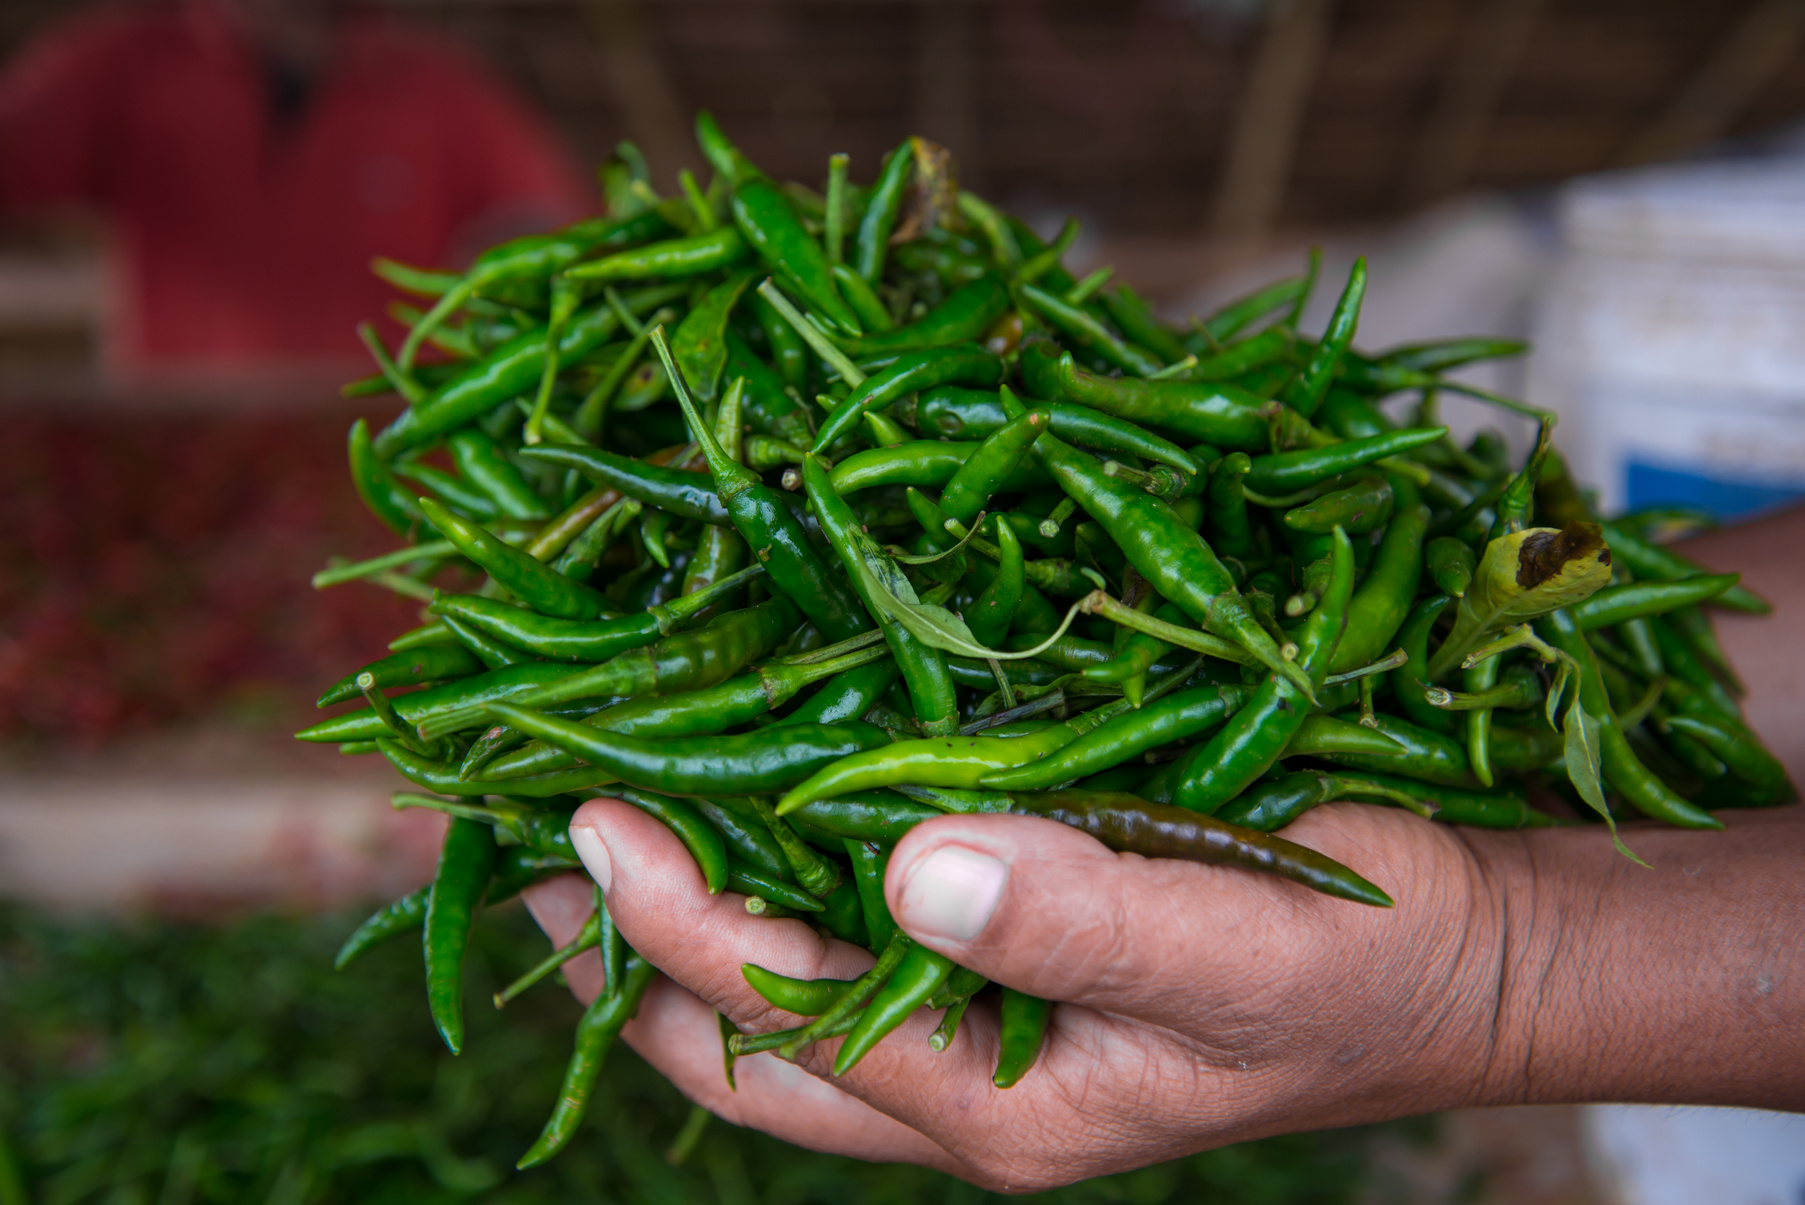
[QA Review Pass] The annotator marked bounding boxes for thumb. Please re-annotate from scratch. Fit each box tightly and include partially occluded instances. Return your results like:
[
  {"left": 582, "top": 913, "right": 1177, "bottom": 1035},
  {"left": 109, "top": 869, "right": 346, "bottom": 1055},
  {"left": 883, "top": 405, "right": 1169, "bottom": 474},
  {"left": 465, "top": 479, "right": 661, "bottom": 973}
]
[{"left": 882, "top": 811, "right": 1398, "bottom": 1032}]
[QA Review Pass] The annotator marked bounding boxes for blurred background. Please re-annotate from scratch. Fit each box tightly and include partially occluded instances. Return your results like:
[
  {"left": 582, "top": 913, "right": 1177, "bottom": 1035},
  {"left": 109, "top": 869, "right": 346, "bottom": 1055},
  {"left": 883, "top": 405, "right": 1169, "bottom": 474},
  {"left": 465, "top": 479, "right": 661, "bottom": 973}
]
[{"left": 3, "top": 1, "right": 1805, "bottom": 1201}]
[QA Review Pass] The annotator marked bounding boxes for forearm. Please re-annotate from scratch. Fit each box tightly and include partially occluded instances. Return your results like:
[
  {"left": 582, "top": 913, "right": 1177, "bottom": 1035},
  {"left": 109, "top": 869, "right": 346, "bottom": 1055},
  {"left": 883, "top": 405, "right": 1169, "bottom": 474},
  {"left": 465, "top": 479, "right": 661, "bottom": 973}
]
[{"left": 1468, "top": 806, "right": 1805, "bottom": 1110}]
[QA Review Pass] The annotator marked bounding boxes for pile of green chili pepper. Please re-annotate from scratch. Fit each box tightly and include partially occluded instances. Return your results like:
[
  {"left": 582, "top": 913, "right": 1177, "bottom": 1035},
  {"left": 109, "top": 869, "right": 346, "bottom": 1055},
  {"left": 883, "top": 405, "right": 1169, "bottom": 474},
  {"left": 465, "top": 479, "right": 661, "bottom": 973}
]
[{"left": 306, "top": 114, "right": 1794, "bottom": 1169}]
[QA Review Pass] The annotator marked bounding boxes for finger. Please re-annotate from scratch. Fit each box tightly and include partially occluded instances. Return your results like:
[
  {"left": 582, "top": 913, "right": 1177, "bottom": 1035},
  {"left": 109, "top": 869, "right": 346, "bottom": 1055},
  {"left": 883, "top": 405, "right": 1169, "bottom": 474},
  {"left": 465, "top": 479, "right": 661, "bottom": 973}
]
[
  {"left": 567, "top": 797, "right": 877, "bottom": 1028},
  {"left": 620, "top": 970, "right": 955, "bottom": 1169},
  {"left": 882, "top": 804, "right": 1445, "bottom": 1032},
  {"left": 521, "top": 873, "right": 606, "bottom": 1000}
]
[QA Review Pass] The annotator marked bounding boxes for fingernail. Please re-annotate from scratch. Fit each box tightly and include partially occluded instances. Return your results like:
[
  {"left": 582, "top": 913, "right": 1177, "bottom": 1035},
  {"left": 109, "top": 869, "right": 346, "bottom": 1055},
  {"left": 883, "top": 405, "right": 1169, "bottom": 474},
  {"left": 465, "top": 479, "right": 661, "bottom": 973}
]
[
  {"left": 896, "top": 845, "right": 1007, "bottom": 941},
  {"left": 570, "top": 823, "right": 612, "bottom": 893}
]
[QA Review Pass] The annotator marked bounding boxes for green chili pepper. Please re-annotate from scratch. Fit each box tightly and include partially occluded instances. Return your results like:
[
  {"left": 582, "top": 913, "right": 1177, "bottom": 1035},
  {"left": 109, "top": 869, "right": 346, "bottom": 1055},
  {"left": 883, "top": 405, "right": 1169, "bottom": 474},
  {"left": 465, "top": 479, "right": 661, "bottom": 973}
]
[
  {"left": 1330, "top": 771, "right": 1560, "bottom": 829},
  {"left": 1098, "top": 285, "right": 1189, "bottom": 363},
  {"left": 562, "top": 224, "right": 747, "bottom": 285},
  {"left": 1178, "top": 326, "right": 1295, "bottom": 382},
  {"left": 779, "top": 692, "right": 1143, "bottom": 812},
  {"left": 828, "top": 440, "right": 1050, "bottom": 495},
  {"left": 724, "top": 328, "right": 811, "bottom": 445},
  {"left": 670, "top": 267, "right": 758, "bottom": 403},
  {"left": 965, "top": 521, "right": 1025, "bottom": 648},
  {"left": 518, "top": 444, "right": 730, "bottom": 525},
  {"left": 991, "top": 988, "right": 1052, "bottom": 1088},
  {"left": 1664, "top": 715, "right": 1794, "bottom": 807},
  {"left": 981, "top": 684, "right": 1251, "bottom": 791},
  {"left": 1011, "top": 789, "right": 1391, "bottom": 906},
  {"left": 418, "top": 595, "right": 800, "bottom": 740},
  {"left": 855, "top": 139, "right": 914, "bottom": 284},
  {"left": 1212, "top": 770, "right": 1409, "bottom": 831},
  {"left": 742, "top": 964, "right": 856, "bottom": 1016},
  {"left": 832, "top": 942, "right": 955, "bottom": 1074},
  {"left": 1020, "top": 344, "right": 1271, "bottom": 450},
  {"left": 1202, "top": 452, "right": 1254, "bottom": 559},
  {"left": 335, "top": 885, "right": 430, "bottom": 970},
  {"left": 1327, "top": 503, "right": 1429, "bottom": 675},
  {"left": 615, "top": 787, "right": 730, "bottom": 894},
  {"left": 831, "top": 262, "right": 895, "bottom": 333},
  {"left": 316, "top": 645, "right": 484, "bottom": 707},
  {"left": 695, "top": 113, "right": 863, "bottom": 336},
  {"left": 788, "top": 793, "right": 943, "bottom": 845},
  {"left": 802, "top": 454, "right": 961, "bottom": 736},
  {"left": 439, "top": 614, "right": 535, "bottom": 670},
  {"left": 297, "top": 661, "right": 575, "bottom": 743},
  {"left": 1244, "top": 428, "right": 1445, "bottom": 494},
  {"left": 1425, "top": 536, "right": 1476, "bottom": 598},
  {"left": 1645, "top": 616, "right": 1742, "bottom": 720},
  {"left": 1018, "top": 284, "right": 1162, "bottom": 377},
  {"left": 1596, "top": 522, "right": 1769, "bottom": 614},
  {"left": 418, "top": 498, "right": 611, "bottom": 620},
  {"left": 1191, "top": 276, "right": 1308, "bottom": 347},
  {"left": 1564, "top": 573, "right": 1737, "bottom": 631},
  {"left": 1278, "top": 258, "right": 1364, "bottom": 419},
  {"left": 379, "top": 739, "right": 621, "bottom": 797},
  {"left": 811, "top": 344, "right": 1003, "bottom": 453},
  {"left": 747, "top": 795, "right": 843, "bottom": 897},
  {"left": 1285, "top": 712, "right": 1409, "bottom": 758},
  {"left": 776, "top": 659, "right": 902, "bottom": 727},
  {"left": 913, "top": 384, "right": 1198, "bottom": 474},
  {"left": 348, "top": 418, "right": 421, "bottom": 536},
  {"left": 846, "top": 840, "right": 899, "bottom": 952},
  {"left": 495, "top": 906, "right": 602, "bottom": 1008},
  {"left": 516, "top": 954, "right": 656, "bottom": 1169},
  {"left": 1285, "top": 476, "right": 1392, "bottom": 535},
  {"left": 842, "top": 275, "right": 1011, "bottom": 357},
  {"left": 1315, "top": 712, "right": 1560, "bottom": 786},
  {"left": 424, "top": 817, "right": 497, "bottom": 1054},
  {"left": 692, "top": 796, "right": 791, "bottom": 879},
  {"left": 938, "top": 408, "right": 1048, "bottom": 524},
  {"left": 1464, "top": 654, "right": 1500, "bottom": 788},
  {"left": 484, "top": 705, "right": 889, "bottom": 797}
]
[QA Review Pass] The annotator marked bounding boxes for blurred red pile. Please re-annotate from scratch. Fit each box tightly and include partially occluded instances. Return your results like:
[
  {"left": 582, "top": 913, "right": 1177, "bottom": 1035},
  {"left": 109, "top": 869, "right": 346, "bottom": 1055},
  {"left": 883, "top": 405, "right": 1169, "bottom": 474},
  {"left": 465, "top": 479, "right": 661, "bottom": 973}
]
[{"left": 0, "top": 403, "right": 421, "bottom": 745}]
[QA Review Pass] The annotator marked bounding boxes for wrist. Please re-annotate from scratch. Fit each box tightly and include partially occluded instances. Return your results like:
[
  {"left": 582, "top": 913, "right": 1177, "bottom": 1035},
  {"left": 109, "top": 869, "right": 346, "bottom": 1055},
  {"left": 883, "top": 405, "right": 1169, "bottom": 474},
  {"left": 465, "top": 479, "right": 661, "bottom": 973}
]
[{"left": 1456, "top": 810, "right": 1805, "bottom": 1112}]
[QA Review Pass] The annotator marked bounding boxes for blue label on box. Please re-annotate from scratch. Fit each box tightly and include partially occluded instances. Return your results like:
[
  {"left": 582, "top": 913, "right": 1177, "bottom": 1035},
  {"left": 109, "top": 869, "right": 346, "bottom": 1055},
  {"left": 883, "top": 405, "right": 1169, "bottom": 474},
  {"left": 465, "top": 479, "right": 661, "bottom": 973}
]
[{"left": 1625, "top": 459, "right": 1805, "bottom": 521}]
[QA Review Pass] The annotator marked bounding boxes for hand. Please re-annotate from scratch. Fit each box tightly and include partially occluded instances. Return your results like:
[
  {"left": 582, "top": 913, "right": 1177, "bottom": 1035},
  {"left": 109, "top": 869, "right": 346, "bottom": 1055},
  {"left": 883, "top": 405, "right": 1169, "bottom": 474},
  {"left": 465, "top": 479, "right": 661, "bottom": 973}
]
[{"left": 525, "top": 799, "right": 1805, "bottom": 1189}]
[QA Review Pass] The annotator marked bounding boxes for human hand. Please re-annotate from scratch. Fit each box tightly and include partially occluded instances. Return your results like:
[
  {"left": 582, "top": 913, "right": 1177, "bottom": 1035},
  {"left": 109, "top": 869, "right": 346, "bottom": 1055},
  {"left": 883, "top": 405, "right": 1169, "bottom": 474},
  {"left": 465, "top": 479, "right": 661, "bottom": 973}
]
[{"left": 522, "top": 798, "right": 1525, "bottom": 1189}]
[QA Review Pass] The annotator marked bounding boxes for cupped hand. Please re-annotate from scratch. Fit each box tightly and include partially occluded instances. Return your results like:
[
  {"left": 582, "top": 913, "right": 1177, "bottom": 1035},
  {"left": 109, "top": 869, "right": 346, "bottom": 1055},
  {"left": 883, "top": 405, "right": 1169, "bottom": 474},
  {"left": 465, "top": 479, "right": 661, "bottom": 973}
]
[{"left": 523, "top": 799, "right": 1524, "bottom": 1191}]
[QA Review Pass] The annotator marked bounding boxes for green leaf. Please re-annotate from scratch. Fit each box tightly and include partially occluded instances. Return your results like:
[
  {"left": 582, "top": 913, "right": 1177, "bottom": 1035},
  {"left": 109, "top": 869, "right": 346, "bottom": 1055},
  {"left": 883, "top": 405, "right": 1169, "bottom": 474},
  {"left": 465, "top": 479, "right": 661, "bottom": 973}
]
[
  {"left": 850, "top": 555, "right": 1082, "bottom": 661},
  {"left": 1427, "top": 523, "right": 1612, "bottom": 679},
  {"left": 1562, "top": 703, "right": 1647, "bottom": 866},
  {"left": 1545, "top": 659, "right": 1571, "bottom": 732}
]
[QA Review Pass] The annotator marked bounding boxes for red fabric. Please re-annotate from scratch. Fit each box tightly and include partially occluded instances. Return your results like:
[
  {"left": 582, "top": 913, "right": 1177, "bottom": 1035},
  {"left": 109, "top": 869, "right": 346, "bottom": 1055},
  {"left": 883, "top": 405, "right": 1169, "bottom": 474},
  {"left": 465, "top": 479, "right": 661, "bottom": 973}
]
[{"left": 0, "top": 0, "right": 589, "bottom": 372}]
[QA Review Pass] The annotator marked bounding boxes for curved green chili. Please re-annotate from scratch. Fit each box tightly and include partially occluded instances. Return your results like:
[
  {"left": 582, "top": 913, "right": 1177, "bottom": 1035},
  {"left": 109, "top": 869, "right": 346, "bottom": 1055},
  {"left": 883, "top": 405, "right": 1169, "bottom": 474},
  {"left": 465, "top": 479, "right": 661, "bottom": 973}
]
[
  {"left": 832, "top": 942, "right": 955, "bottom": 1074},
  {"left": 425, "top": 817, "right": 498, "bottom": 1054},
  {"left": 993, "top": 988, "right": 1052, "bottom": 1089},
  {"left": 516, "top": 954, "right": 657, "bottom": 1169},
  {"left": 485, "top": 705, "right": 890, "bottom": 797},
  {"left": 1009, "top": 789, "right": 1391, "bottom": 906},
  {"left": 812, "top": 344, "right": 1003, "bottom": 453},
  {"left": 1020, "top": 344, "right": 1270, "bottom": 450},
  {"left": 1244, "top": 428, "right": 1446, "bottom": 494},
  {"left": 418, "top": 498, "right": 610, "bottom": 620}
]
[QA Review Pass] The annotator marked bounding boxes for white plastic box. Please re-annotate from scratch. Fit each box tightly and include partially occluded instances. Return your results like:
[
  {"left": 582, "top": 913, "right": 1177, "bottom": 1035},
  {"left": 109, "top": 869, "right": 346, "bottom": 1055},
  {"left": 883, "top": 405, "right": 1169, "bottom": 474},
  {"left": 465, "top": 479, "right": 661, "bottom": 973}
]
[{"left": 1530, "top": 160, "right": 1805, "bottom": 518}]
